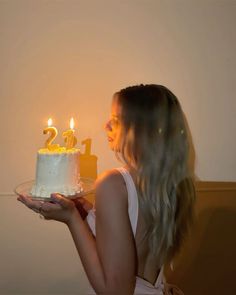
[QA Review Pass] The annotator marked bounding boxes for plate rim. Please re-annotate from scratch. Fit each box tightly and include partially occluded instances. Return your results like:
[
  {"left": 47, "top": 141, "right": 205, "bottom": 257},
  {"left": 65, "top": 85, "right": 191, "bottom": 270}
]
[{"left": 14, "top": 177, "right": 95, "bottom": 200}]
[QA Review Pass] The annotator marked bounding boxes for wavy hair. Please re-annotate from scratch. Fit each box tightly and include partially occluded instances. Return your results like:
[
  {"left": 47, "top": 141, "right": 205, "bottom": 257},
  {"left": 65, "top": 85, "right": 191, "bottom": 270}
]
[{"left": 114, "top": 84, "right": 196, "bottom": 267}]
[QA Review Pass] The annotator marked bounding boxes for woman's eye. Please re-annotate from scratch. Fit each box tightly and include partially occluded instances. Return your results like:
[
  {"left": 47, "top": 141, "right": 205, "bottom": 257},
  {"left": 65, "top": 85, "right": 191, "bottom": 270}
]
[
  {"left": 112, "top": 119, "right": 119, "bottom": 127},
  {"left": 109, "top": 117, "right": 118, "bottom": 126}
]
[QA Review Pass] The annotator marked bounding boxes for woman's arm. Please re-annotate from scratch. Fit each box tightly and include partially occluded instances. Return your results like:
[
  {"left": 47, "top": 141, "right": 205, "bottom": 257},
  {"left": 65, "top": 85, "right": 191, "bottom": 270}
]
[
  {"left": 72, "top": 197, "right": 93, "bottom": 220},
  {"left": 68, "top": 170, "right": 136, "bottom": 294},
  {"left": 17, "top": 170, "right": 136, "bottom": 294}
]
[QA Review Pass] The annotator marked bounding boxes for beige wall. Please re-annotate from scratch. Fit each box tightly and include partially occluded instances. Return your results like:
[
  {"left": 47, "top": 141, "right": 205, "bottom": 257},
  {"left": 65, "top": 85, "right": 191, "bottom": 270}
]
[
  {"left": 0, "top": 0, "right": 236, "bottom": 194},
  {"left": 1, "top": 1, "right": 236, "bottom": 294}
]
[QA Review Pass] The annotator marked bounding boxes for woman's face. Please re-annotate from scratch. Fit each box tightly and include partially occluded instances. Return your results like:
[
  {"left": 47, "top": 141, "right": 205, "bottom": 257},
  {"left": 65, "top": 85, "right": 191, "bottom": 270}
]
[{"left": 105, "top": 97, "right": 122, "bottom": 151}]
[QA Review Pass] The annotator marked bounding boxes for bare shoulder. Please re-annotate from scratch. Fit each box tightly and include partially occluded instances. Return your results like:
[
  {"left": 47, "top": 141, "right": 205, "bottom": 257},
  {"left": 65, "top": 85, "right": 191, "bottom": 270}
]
[
  {"left": 96, "top": 169, "right": 124, "bottom": 187},
  {"left": 95, "top": 169, "right": 127, "bottom": 206}
]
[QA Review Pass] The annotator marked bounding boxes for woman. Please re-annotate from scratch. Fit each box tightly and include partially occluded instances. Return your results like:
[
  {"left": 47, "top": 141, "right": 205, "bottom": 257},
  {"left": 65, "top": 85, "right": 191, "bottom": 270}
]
[{"left": 18, "top": 84, "right": 196, "bottom": 295}]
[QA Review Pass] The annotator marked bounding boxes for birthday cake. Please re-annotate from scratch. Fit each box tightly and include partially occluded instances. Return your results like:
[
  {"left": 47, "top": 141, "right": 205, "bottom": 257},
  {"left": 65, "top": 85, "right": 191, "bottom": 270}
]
[{"left": 31, "top": 147, "right": 82, "bottom": 199}]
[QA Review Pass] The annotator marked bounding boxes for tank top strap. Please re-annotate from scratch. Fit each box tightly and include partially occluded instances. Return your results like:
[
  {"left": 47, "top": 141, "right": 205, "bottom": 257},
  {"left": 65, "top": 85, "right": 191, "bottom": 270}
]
[
  {"left": 116, "top": 167, "right": 139, "bottom": 236},
  {"left": 154, "top": 266, "right": 164, "bottom": 288}
]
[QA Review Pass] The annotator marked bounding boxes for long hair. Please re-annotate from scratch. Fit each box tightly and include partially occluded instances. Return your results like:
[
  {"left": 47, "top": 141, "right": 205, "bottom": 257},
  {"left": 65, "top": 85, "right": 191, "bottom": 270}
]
[{"left": 114, "top": 84, "right": 196, "bottom": 267}]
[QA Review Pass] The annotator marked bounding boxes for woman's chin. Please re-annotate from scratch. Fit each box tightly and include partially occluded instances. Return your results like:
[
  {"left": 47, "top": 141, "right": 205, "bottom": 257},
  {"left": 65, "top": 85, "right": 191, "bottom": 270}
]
[
  {"left": 108, "top": 142, "right": 119, "bottom": 152},
  {"left": 108, "top": 143, "right": 115, "bottom": 151}
]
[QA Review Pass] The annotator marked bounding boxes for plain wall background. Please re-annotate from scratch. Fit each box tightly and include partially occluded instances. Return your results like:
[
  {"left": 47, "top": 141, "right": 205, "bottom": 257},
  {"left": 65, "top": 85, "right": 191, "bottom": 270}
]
[
  {"left": 0, "top": 0, "right": 236, "bottom": 294},
  {"left": 1, "top": 0, "right": 236, "bottom": 195}
]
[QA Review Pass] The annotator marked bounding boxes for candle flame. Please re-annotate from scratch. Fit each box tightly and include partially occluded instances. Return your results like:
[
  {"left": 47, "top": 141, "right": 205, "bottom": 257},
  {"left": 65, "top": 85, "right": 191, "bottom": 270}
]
[
  {"left": 70, "top": 117, "right": 75, "bottom": 129},
  {"left": 48, "top": 118, "right": 53, "bottom": 127}
]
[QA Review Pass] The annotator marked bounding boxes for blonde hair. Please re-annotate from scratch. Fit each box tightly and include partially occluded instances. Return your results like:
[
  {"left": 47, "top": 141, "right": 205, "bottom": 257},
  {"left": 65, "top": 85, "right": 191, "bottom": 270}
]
[{"left": 115, "top": 84, "right": 196, "bottom": 267}]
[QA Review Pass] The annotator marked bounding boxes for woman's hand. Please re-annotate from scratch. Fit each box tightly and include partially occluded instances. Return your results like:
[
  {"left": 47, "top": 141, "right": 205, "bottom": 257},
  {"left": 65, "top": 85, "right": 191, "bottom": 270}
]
[
  {"left": 72, "top": 197, "right": 93, "bottom": 220},
  {"left": 17, "top": 193, "right": 79, "bottom": 225}
]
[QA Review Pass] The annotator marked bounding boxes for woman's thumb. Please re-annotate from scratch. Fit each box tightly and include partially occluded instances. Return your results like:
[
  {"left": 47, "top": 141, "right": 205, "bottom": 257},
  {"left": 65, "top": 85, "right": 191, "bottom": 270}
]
[{"left": 50, "top": 193, "right": 69, "bottom": 208}]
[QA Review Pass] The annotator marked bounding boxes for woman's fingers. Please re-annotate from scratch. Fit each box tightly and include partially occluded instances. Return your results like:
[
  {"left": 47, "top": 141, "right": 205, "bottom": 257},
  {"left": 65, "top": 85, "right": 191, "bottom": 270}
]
[
  {"left": 17, "top": 194, "right": 61, "bottom": 215},
  {"left": 50, "top": 193, "right": 71, "bottom": 208},
  {"left": 17, "top": 193, "right": 76, "bottom": 224},
  {"left": 38, "top": 202, "right": 61, "bottom": 220},
  {"left": 17, "top": 194, "right": 44, "bottom": 212},
  {"left": 74, "top": 197, "right": 93, "bottom": 211}
]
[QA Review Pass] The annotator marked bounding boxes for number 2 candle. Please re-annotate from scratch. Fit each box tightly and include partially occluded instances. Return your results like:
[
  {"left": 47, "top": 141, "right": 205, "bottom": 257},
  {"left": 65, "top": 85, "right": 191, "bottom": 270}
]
[{"left": 43, "top": 118, "right": 60, "bottom": 151}]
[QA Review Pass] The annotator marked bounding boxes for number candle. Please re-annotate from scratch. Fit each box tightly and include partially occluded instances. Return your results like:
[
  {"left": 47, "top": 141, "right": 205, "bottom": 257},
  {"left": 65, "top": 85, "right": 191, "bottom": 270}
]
[
  {"left": 63, "top": 117, "right": 78, "bottom": 149},
  {"left": 43, "top": 118, "right": 60, "bottom": 151}
]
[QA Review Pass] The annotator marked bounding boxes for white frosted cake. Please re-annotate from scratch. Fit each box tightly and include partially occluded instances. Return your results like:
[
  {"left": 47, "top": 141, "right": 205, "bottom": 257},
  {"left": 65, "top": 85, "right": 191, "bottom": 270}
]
[{"left": 31, "top": 147, "right": 82, "bottom": 199}]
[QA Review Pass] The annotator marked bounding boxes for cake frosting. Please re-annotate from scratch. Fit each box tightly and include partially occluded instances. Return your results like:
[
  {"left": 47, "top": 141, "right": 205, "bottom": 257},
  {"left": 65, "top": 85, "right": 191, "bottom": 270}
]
[{"left": 31, "top": 147, "right": 82, "bottom": 199}]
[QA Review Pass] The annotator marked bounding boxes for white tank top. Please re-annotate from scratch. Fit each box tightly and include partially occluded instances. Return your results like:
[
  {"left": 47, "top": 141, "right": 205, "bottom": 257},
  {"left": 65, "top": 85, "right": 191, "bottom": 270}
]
[{"left": 86, "top": 167, "right": 183, "bottom": 295}]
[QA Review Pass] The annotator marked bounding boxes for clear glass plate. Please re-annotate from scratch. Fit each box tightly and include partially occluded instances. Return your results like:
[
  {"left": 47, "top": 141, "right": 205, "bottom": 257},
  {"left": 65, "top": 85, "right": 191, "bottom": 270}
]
[{"left": 14, "top": 177, "right": 95, "bottom": 201}]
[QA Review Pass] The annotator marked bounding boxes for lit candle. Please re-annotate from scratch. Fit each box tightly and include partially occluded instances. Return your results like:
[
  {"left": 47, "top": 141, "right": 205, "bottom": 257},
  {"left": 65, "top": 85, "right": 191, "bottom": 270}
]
[
  {"left": 63, "top": 117, "right": 77, "bottom": 149},
  {"left": 43, "top": 118, "right": 60, "bottom": 151}
]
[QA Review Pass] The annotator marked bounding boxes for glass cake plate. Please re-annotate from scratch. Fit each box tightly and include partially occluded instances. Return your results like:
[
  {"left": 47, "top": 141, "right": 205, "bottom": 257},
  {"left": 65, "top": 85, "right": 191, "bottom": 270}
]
[{"left": 14, "top": 177, "right": 95, "bottom": 201}]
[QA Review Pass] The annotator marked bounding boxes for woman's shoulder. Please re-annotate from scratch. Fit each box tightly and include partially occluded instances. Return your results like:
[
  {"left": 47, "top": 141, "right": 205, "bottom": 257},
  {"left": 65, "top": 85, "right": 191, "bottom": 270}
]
[
  {"left": 95, "top": 168, "right": 124, "bottom": 186},
  {"left": 95, "top": 168, "right": 128, "bottom": 204}
]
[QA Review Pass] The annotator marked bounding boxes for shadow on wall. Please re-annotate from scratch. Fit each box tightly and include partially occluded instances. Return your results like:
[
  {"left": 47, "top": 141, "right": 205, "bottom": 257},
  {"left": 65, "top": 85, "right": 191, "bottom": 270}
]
[
  {"left": 166, "top": 206, "right": 236, "bottom": 295},
  {"left": 80, "top": 138, "right": 98, "bottom": 180},
  {"left": 80, "top": 138, "right": 97, "bottom": 205}
]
